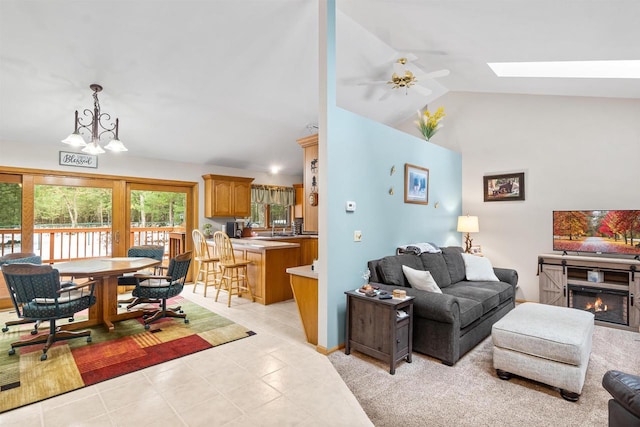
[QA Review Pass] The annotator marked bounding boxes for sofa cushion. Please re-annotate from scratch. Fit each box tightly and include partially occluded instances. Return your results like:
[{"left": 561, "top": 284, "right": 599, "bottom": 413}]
[
  {"left": 402, "top": 265, "right": 442, "bottom": 293},
  {"left": 455, "top": 296, "right": 485, "bottom": 328},
  {"left": 378, "top": 254, "right": 423, "bottom": 287},
  {"left": 442, "top": 283, "right": 500, "bottom": 314},
  {"left": 461, "top": 253, "right": 500, "bottom": 281},
  {"left": 419, "top": 253, "right": 452, "bottom": 288},
  {"left": 471, "top": 281, "right": 514, "bottom": 304},
  {"left": 441, "top": 246, "right": 466, "bottom": 284}
]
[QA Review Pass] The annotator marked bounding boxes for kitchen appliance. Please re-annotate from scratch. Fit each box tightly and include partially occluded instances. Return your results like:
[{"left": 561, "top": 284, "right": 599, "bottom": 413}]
[{"left": 225, "top": 221, "right": 241, "bottom": 238}]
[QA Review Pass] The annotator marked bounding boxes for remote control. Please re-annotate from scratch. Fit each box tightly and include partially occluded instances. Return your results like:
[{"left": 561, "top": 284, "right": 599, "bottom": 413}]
[{"left": 379, "top": 294, "right": 392, "bottom": 299}]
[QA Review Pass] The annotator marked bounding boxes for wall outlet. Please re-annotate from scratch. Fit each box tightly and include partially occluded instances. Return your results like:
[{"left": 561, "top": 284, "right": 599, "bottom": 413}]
[{"left": 354, "top": 230, "right": 362, "bottom": 242}]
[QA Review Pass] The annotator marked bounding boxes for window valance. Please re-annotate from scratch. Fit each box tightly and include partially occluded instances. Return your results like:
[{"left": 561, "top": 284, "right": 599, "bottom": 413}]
[{"left": 251, "top": 185, "right": 295, "bottom": 206}]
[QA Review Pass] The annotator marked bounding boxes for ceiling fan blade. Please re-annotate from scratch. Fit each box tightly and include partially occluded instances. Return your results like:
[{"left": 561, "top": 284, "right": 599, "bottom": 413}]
[
  {"left": 413, "top": 85, "right": 433, "bottom": 96},
  {"left": 403, "top": 53, "right": 418, "bottom": 62},
  {"left": 378, "top": 90, "right": 393, "bottom": 101},
  {"left": 357, "top": 80, "right": 389, "bottom": 86},
  {"left": 418, "top": 69, "right": 450, "bottom": 79}
]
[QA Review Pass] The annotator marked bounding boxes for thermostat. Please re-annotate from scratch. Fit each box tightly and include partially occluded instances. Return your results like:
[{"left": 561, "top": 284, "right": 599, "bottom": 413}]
[{"left": 345, "top": 201, "right": 356, "bottom": 212}]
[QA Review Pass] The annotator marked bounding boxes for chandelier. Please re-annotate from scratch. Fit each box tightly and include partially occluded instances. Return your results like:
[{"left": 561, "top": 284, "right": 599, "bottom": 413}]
[{"left": 61, "top": 84, "right": 127, "bottom": 154}]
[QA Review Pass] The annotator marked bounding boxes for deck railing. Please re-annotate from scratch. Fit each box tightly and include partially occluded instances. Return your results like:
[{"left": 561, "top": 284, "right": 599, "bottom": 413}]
[{"left": 0, "top": 226, "right": 179, "bottom": 263}]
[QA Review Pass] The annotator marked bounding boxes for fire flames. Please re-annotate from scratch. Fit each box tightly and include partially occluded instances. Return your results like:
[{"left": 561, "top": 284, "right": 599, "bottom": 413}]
[{"left": 585, "top": 297, "right": 608, "bottom": 312}]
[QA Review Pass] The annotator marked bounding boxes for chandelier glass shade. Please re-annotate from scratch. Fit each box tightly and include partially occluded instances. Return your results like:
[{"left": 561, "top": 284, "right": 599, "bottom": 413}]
[{"left": 61, "top": 84, "right": 127, "bottom": 154}]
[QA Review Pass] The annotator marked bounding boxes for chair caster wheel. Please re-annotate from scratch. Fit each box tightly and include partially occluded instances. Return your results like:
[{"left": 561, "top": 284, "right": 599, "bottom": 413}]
[
  {"left": 8, "top": 348, "right": 15, "bottom": 356},
  {"left": 40, "top": 353, "right": 47, "bottom": 361},
  {"left": 2, "top": 327, "right": 8, "bottom": 333},
  {"left": 144, "top": 324, "right": 150, "bottom": 330},
  {"left": 87, "top": 336, "right": 92, "bottom": 343},
  {"left": 184, "top": 319, "right": 189, "bottom": 324},
  {"left": 30, "top": 329, "right": 38, "bottom": 335}
]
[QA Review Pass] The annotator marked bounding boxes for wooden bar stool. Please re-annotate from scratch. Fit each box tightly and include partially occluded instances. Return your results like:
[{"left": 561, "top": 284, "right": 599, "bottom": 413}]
[
  {"left": 213, "top": 231, "right": 254, "bottom": 307},
  {"left": 192, "top": 229, "right": 220, "bottom": 297}
]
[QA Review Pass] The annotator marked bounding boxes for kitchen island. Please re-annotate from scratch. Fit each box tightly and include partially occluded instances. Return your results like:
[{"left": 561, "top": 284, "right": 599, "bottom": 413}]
[
  {"left": 286, "top": 265, "right": 318, "bottom": 346},
  {"left": 207, "top": 238, "right": 300, "bottom": 305},
  {"left": 241, "top": 234, "right": 318, "bottom": 266}
]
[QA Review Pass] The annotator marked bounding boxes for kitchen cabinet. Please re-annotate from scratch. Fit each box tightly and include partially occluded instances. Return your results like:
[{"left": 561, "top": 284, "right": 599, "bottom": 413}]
[
  {"left": 273, "top": 237, "right": 317, "bottom": 266},
  {"left": 297, "top": 134, "right": 318, "bottom": 233},
  {"left": 293, "top": 183, "right": 303, "bottom": 219},
  {"left": 287, "top": 265, "right": 318, "bottom": 346},
  {"left": 203, "top": 174, "right": 254, "bottom": 217}
]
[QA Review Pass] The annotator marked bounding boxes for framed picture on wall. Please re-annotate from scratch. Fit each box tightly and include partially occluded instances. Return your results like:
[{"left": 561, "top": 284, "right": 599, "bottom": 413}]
[
  {"left": 404, "top": 163, "right": 429, "bottom": 205},
  {"left": 483, "top": 172, "right": 525, "bottom": 202}
]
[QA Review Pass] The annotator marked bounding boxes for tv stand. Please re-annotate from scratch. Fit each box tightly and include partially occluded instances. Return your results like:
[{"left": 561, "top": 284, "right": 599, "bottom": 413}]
[{"left": 538, "top": 253, "right": 639, "bottom": 331}]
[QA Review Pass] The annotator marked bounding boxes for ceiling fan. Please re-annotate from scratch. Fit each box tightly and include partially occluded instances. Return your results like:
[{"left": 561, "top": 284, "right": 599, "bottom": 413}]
[{"left": 359, "top": 53, "right": 450, "bottom": 101}]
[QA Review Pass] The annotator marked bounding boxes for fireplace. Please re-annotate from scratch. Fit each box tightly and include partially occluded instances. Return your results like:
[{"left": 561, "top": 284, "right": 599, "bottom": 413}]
[{"left": 568, "top": 284, "right": 628, "bottom": 326}]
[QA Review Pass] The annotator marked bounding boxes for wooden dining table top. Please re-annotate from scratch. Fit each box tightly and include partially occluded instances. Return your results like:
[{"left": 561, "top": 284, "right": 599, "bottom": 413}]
[{"left": 53, "top": 257, "right": 161, "bottom": 277}]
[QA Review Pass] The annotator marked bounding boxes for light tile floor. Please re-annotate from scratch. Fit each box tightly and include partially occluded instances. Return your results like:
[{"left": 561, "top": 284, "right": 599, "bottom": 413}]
[{"left": 0, "top": 288, "right": 372, "bottom": 427}]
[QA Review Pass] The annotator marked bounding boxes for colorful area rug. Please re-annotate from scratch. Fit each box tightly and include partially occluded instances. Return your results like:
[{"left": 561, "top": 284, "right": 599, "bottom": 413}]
[{"left": 0, "top": 296, "right": 254, "bottom": 413}]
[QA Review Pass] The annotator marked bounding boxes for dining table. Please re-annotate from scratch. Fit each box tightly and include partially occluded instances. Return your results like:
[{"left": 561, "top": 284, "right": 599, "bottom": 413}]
[{"left": 53, "top": 257, "right": 161, "bottom": 332}]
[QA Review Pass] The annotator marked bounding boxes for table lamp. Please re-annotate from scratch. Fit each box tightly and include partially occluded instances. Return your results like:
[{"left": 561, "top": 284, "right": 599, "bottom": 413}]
[{"left": 457, "top": 215, "right": 479, "bottom": 253}]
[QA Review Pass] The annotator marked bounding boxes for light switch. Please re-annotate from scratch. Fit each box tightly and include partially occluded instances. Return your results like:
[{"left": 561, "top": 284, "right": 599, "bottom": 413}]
[{"left": 354, "top": 230, "right": 362, "bottom": 242}]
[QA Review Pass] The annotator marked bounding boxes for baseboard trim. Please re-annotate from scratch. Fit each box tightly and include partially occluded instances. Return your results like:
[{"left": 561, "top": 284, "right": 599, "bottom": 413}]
[{"left": 316, "top": 343, "right": 343, "bottom": 355}]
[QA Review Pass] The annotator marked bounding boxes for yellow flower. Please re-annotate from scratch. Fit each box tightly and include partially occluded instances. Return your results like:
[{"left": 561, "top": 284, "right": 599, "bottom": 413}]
[{"left": 416, "top": 107, "right": 446, "bottom": 141}]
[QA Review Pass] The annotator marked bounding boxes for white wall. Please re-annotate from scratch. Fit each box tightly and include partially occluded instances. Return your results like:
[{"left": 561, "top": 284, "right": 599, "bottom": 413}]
[
  {"left": 399, "top": 92, "right": 640, "bottom": 302},
  {"left": 0, "top": 139, "right": 303, "bottom": 230}
]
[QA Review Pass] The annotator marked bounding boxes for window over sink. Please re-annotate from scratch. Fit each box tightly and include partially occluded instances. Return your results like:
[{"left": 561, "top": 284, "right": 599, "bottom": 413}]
[{"left": 249, "top": 185, "right": 295, "bottom": 229}]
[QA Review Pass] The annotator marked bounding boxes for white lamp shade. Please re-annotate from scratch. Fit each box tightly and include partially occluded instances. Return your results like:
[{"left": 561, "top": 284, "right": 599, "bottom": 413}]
[
  {"left": 61, "top": 132, "right": 87, "bottom": 147},
  {"left": 457, "top": 215, "right": 479, "bottom": 233},
  {"left": 104, "top": 138, "right": 128, "bottom": 152},
  {"left": 82, "top": 141, "right": 106, "bottom": 155}
]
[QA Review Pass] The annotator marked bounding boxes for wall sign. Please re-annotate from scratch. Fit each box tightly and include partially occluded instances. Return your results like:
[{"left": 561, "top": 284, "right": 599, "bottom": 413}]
[{"left": 59, "top": 151, "right": 98, "bottom": 169}]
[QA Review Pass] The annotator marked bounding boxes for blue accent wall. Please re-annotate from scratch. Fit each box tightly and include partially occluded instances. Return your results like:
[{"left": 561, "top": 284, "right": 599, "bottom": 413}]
[{"left": 322, "top": 1, "right": 462, "bottom": 349}]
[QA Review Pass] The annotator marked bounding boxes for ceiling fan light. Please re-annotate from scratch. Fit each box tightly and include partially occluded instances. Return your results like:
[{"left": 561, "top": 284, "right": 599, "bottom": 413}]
[
  {"left": 61, "top": 132, "right": 87, "bottom": 147},
  {"left": 82, "top": 142, "right": 106, "bottom": 155},
  {"left": 104, "top": 138, "right": 128, "bottom": 152}
]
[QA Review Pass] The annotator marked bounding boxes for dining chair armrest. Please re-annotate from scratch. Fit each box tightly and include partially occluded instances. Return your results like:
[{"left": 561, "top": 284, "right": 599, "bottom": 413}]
[
  {"left": 133, "top": 273, "right": 172, "bottom": 281},
  {"left": 56, "top": 279, "right": 97, "bottom": 294}
]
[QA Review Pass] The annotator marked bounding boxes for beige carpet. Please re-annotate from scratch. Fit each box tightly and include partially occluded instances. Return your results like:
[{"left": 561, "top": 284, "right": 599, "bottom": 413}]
[{"left": 329, "top": 325, "right": 640, "bottom": 427}]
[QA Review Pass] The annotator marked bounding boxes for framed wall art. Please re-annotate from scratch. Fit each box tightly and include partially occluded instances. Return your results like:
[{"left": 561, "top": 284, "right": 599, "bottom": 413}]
[
  {"left": 483, "top": 172, "right": 525, "bottom": 202},
  {"left": 404, "top": 163, "right": 429, "bottom": 205},
  {"left": 59, "top": 151, "right": 98, "bottom": 169}
]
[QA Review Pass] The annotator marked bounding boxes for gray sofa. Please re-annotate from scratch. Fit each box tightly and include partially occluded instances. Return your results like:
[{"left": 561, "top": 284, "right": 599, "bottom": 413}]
[{"left": 368, "top": 246, "right": 518, "bottom": 366}]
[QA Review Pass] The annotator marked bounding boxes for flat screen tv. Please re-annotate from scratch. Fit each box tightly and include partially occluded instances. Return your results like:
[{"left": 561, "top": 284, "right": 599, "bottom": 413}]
[{"left": 553, "top": 210, "right": 640, "bottom": 256}]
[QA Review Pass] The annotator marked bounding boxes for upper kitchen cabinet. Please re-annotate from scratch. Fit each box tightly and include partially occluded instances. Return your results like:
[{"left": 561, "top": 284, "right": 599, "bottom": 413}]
[
  {"left": 297, "top": 134, "right": 318, "bottom": 234},
  {"left": 203, "top": 174, "right": 254, "bottom": 217}
]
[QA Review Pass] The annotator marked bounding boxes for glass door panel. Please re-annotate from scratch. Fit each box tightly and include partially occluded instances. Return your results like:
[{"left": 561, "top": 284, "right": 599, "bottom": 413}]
[
  {"left": 0, "top": 174, "right": 22, "bottom": 257},
  {"left": 128, "top": 186, "right": 187, "bottom": 259},
  {"left": 34, "top": 178, "right": 113, "bottom": 263}
]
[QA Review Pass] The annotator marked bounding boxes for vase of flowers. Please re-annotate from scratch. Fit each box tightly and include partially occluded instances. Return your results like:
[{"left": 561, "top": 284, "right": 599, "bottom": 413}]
[{"left": 416, "top": 106, "right": 446, "bottom": 141}]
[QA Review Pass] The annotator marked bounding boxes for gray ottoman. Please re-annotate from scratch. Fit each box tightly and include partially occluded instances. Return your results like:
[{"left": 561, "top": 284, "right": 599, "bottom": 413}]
[{"left": 492, "top": 302, "right": 595, "bottom": 401}]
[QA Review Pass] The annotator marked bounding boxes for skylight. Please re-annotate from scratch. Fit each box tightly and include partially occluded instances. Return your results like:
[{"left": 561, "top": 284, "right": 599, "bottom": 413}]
[{"left": 488, "top": 60, "right": 640, "bottom": 79}]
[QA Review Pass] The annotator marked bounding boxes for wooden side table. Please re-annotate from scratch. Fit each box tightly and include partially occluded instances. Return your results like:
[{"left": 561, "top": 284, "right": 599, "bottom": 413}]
[{"left": 344, "top": 290, "right": 414, "bottom": 374}]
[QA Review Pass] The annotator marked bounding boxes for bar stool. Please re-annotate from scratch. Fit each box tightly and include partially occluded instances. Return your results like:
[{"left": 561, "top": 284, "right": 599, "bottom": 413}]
[
  {"left": 213, "top": 231, "right": 254, "bottom": 307},
  {"left": 192, "top": 229, "right": 219, "bottom": 297}
]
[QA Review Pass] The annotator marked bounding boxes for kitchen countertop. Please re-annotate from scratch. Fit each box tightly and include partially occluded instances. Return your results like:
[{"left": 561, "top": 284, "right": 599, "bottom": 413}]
[
  {"left": 286, "top": 265, "right": 318, "bottom": 279},
  {"left": 206, "top": 238, "right": 299, "bottom": 250},
  {"left": 241, "top": 234, "right": 318, "bottom": 241}
]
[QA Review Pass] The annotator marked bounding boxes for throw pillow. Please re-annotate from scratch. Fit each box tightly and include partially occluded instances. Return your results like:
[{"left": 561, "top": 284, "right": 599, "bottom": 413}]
[
  {"left": 461, "top": 253, "right": 500, "bottom": 282},
  {"left": 402, "top": 265, "right": 442, "bottom": 293}
]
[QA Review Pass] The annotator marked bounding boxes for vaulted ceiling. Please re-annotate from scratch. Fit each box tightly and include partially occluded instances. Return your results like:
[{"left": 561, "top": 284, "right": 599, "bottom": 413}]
[{"left": 1, "top": 1, "right": 638, "bottom": 176}]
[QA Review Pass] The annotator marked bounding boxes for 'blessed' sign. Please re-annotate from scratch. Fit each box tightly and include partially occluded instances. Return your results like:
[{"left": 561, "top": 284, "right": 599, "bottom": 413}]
[{"left": 59, "top": 151, "right": 98, "bottom": 169}]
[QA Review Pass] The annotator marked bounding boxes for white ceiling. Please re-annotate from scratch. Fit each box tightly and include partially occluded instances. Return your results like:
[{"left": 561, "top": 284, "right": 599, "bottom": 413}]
[{"left": 2, "top": 1, "right": 639, "bottom": 176}]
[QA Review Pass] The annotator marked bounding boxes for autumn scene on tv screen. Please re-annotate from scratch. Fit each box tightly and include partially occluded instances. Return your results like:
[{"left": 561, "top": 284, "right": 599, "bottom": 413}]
[{"left": 553, "top": 210, "right": 640, "bottom": 255}]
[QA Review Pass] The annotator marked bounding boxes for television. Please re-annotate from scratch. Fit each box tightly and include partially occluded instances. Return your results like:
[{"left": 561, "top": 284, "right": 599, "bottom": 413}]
[{"left": 553, "top": 210, "right": 640, "bottom": 257}]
